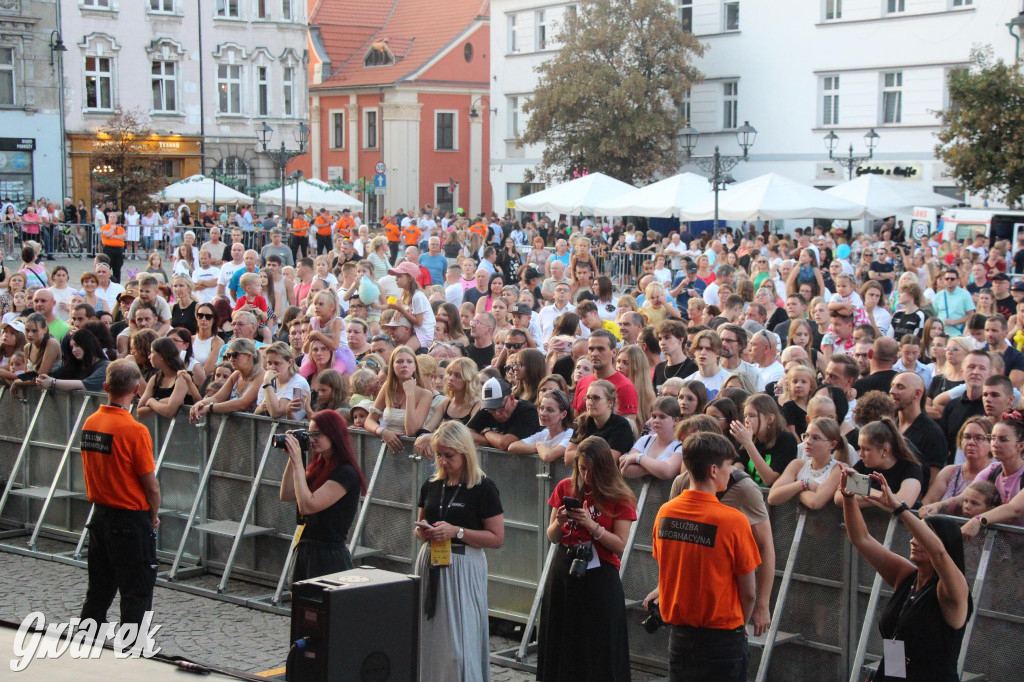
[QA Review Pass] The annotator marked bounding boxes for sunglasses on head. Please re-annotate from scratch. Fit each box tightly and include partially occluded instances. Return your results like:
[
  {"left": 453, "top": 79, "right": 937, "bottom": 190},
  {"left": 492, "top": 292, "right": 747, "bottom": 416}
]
[{"left": 370, "top": 334, "right": 392, "bottom": 343}]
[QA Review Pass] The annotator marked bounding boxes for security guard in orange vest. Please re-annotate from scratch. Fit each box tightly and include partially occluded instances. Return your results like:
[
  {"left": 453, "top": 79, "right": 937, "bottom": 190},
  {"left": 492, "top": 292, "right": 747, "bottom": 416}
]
[
  {"left": 100, "top": 212, "right": 127, "bottom": 283},
  {"left": 384, "top": 213, "right": 401, "bottom": 260},
  {"left": 469, "top": 216, "right": 488, "bottom": 241},
  {"left": 334, "top": 208, "right": 356, "bottom": 242},
  {"left": 291, "top": 209, "right": 310, "bottom": 261},
  {"left": 313, "top": 209, "right": 334, "bottom": 255}
]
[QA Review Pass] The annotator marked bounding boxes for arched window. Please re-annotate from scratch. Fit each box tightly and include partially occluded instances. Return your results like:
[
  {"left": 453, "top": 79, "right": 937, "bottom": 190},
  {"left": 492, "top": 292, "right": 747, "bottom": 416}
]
[{"left": 218, "top": 156, "right": 250, "bottom": 187}]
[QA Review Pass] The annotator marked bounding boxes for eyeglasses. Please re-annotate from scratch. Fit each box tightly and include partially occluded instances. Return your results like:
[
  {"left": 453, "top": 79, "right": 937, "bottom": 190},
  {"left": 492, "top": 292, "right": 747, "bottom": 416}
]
[
  {"left": 863, "top": 252, "right": 874, "bottom": 257},
  {"left": 505, "top": 342, "right": 524, "bottom": 350},
  {"left": 961, "top": 434, "right": 988, "bottom": 443},
  {"left": 584, "top": 395, "right": 605, "bottom": 402},
  {"left": 196, "top": 312, "right": 215, "bottom": 320},
  {"left": 307, "top": 431, "right": 322, "bottom": 440},
  {"left": 801, "top": 433, "right": 829, "bottom": 443}
]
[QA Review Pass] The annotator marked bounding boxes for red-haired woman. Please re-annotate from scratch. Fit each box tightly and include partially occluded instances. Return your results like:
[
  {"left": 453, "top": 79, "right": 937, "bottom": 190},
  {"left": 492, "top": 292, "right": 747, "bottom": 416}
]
[{"left": 279, "top": 409, "right": 367, "bottom": 583}]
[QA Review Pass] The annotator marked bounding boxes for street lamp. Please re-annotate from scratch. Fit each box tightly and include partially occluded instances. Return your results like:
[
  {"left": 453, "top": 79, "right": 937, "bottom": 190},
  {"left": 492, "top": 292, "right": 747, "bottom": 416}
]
[
  {"left": 48, "top": 30, "right": 67, "bottom": 67},
  {"left": 49, "top": 31, "right": 68, "bottom": 200},
  {"left": 469, "top": 96, "right": 496, "bottom": 119},
  {"left": 256, "top": 121, "right": 310, "bottom": 213},
  {"left": 680, "top": 121, "right": 757, "bottom": 231},
  {"left": 1008, "top": 7, "right": 1024, "bottom": 60},
  {"left": 823, "top": 128, "right": 880, "bottom": 180}
]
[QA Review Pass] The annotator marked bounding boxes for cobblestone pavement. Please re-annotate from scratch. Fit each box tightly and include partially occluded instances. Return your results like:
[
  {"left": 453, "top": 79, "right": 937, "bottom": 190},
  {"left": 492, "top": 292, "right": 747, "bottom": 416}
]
[{"left": 0, "top": 550, "right": 663, "bottom": 680}]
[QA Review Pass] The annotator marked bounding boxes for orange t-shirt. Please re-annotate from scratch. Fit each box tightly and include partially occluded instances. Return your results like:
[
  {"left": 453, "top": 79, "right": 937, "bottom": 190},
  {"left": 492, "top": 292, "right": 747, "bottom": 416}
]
[
  {"left": 315, "top": 215, "right": 333, "bottom": 236},
  {"left": 402, "top": 224, "right": 422, "bottom": 246},
  {"left": 469, "top": 221, "right": 488, "bottom": 238},
  {"left": 292, "top": 218, "right": 309, "bottom": 237},
  {"left": 80, "top": 405, "right": 155, "bottom": 510},
  {"left": 652, "top": 489, "right": 760, "bottom": 630},
  {"left": 384, "top": 220, "right": 400, "bottom": 242},
  {"left": 335, "top": 215, "right": 355, "bottom": 239},
  {"left": 100, "top": 224, "right": 126, "bottom": 247}
]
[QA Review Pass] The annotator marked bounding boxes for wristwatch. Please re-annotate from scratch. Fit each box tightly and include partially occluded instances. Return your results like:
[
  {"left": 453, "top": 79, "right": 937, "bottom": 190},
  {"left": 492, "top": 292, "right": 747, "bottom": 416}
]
[
  {"left": 456, "top": 527, "right": 465, "bottom": 540},
  {"left": 892, "top": 502, "right": 911, "bottom": 517},
  {"left": 975, "top": 515, "right": 989, "bottom": 528}
]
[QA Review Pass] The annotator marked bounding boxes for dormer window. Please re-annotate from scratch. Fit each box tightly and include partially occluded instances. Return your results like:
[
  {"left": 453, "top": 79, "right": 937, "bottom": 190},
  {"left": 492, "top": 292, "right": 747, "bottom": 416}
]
[{"left": 364, "top": 39, "right": 395, "bottom": 67}]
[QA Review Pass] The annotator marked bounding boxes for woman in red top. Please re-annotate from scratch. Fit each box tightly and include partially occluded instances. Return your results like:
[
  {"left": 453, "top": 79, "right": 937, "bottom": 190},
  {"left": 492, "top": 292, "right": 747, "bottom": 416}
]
[{"left": 538, "top": 435, "right": 637, "bottom": 681}]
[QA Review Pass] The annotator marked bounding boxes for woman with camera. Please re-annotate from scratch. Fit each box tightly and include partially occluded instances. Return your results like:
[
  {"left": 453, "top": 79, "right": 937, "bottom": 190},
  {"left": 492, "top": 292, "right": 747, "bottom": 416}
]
[
  {"left": 538, "top": 435, "right": 637, "bottom": 682},
  {"left": 839, "top": 467, "right": 971, "bottom": 681},
  {"left": 414, "top": 421, "right": 504, "bottom": 682},
  {"left": 279, "top": 410, "right": 366, "bottom": 583}
]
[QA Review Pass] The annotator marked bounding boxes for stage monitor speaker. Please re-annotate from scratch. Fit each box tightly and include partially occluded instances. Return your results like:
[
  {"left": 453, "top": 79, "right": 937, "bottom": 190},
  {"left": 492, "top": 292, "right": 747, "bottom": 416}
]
[{"left": 289, "top": 566, "right": 420, "bottom": 682}]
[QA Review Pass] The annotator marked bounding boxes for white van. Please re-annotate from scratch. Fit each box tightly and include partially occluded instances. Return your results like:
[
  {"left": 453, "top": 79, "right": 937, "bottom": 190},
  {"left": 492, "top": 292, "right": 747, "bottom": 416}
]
[{"left": 937, "top": 208, "right": 1024, "bottom": 245}]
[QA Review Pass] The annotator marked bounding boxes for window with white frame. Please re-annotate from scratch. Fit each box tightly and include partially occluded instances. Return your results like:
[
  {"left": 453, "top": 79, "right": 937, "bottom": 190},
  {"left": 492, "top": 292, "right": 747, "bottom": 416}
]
[
  {"left": 435, "top": 184, "right": 455, "bottom": 214},
  {"left": 723, "top": 1, "right": 739, "bottom": 31},
  {"left": 678, "top": 0, "right": 692, "bottom": 31},
  {"left": 151, "top": 61, "right": 177, "bottom": 112},
  {"left": 882, "top": 71, "right": 902, "bottom": 124},
  {"left": 508, "top": 14, "right": 518, "bottom": 53},
  {"left": 216, "top": 0, "right": 239, "bottom": 18},
  {"left": 82, "top": 0, "right": 112, "bottom": 8},
  {"left": 536, "top": 10, "right": 547, "bottom": 50},
  {"left": 255, "top": 66, "right": 269, "bottom": 116},
  {"left": 508, "top": 96, "right": 520, "bottom": 138},
  {"left": 951, "top": 0, "right": 972, "bottom": 6},
  {"left": 885, "top": 0, "right": 905, "bottom": 14},
  {"left": 364, "top": 109, "right": 378, "bottom": 149},
  {"left": 257, "top": 0, "right": 269, "bottom": 19},
  {"left": 723, "top": 81, "right": 738, "bottom": 129},
  {"left": 282, "top": 0, "right": 293, "bottom": 20},
  {"left": 85, "top": 56, "right": 113, "bottom": 111},
  {"left": 332, "top": 112, "right": 345, "bottom": 148},
  {"left": 0, "top": 48, "right": 13, "bottom": 106},
  {"left": 825, "top": 0, "right": 841, "bottom": 20},
  {"left": 218, "top": 156, "right": 250, "bottom": 186},
  {"left": 217, "top": 63, "right": 242, "bottom": 114},
  {"left": 679, "top": 87, "right": 691, "bottom": 125},
  {"left": 150, "top": 0, "right": 175, "bottom": 12},
  {"left": 436, "top": 112, "right": 456, "bottom": 150},
  {"left": 822, "top": 76, "right": 839, "bottom": 126},
  {"left": 283, "top": 67, "right": 295, "bottom": 117}
]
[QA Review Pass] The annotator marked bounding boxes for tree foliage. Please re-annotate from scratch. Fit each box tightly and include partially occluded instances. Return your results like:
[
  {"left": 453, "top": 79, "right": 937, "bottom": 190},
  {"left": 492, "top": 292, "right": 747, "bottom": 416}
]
[
  {"left": 936, "top": 47, "right": 1024, "bottom": 207},
  {"left": 519, "top": 0, "right": 703, "bottom": 185},
  {"left": 91, "top": 107, "right": 166, "bottom": 211}
]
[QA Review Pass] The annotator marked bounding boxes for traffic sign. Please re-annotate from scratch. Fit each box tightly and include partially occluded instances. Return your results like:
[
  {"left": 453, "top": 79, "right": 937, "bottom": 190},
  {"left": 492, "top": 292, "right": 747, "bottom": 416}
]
[
  {"left": 374, "top": 173, "right": 386, "bottom": 189},
  {"left": 375, "top": 161, "right": 386, "bottom": 174},
  {"left": 374, "top": 187, "right": 386, "bottom": 196}
]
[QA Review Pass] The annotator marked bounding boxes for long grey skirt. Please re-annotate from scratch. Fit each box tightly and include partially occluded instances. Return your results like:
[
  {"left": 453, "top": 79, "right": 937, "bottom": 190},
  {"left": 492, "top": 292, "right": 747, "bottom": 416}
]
[{"left": 414, "top": 542, "right": 490, "bottom": 682}]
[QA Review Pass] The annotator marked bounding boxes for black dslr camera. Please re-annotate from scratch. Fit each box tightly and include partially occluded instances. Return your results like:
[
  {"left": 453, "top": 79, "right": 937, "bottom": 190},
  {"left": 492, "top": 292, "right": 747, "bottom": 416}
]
[
  {"left": 568, "top": 543, "right": 593, "bottom": 579},
  {"left": 272, "top": 429, "right": 310, "bottom": 453},
  {"left": 641, "top": 601, "right": 665, "bottom": 634}
]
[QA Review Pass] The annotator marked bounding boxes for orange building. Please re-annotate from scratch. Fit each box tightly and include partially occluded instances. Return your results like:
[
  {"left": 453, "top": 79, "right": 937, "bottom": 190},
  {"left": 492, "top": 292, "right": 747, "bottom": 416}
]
[{"left": 298, "top": 0, "right": 492, "bottom": 222}]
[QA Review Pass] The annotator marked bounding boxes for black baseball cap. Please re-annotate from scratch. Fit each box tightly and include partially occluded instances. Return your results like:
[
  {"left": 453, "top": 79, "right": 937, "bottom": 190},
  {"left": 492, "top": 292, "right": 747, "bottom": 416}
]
[{"left": 510, "top": 303, "right": 532, "bottom": 316}]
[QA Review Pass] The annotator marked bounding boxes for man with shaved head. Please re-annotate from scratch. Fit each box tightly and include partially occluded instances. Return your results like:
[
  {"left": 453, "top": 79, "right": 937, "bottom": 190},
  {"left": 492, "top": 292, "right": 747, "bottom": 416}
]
[
  {"left": 33, "top": 288, "right": 70, "bottom": 340},
  {"left": 891, "top": 371, "right": 947, "bottom": 483},
  {"left": 852, "top": 336, "right": 900, "bottom": 397}
]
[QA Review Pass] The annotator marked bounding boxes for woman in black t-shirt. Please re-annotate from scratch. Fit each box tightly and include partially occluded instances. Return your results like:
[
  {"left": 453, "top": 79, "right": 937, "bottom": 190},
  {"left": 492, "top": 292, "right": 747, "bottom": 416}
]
[
  {"left": 730, "top": 394, "right": 798, "bottom": 487},
  {"left": 566, "top": 379, "right": 635, "bottom": 464},
  {"left": 279, "top": 410, "right": 366, "bottom": 584},
  {"left": 414, "top": 421, "right": 504, "bottom": 682},
  {"left": 836, "top": 417, "right": 924, "bottom": 509}
]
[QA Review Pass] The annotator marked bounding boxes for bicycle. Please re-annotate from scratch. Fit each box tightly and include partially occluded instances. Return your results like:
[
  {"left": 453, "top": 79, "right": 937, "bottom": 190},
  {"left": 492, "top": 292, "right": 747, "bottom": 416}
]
[{"left": 53, "top": 224, "right": 85, "bottom": 260}]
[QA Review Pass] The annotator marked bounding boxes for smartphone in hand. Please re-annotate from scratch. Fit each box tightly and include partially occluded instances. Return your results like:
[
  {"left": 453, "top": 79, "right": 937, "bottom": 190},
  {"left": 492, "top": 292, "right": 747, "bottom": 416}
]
[
  {"left": 845, "top": 472, "right": 872, "bottom": 497},
  {"left": 563, "top": 496, "right": 582, "bottom": 510}
]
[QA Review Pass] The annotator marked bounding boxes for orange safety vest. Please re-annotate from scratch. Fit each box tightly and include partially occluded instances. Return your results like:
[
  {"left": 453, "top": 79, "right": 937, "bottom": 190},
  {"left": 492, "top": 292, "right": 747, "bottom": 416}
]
[
  {"left": 335, "top": 215, "right": 355, "bottom": 240},
  {"left": 292, "top": 218, "right": 309, "bottom": 237},
  {"left": 469, "top": 221, "right": 488, "bottom": 238},
  {"left": 100, "top": 224, "right": 126, "bottom": 247},
  {"left": 314, "top": 215, "right": 333, "bottom": 237},
  {"left": 402, "top": 224, "right": 421, "bottom": 246},
  {"left": 384, "top": 220, "right": 400, "bottom": 242}
]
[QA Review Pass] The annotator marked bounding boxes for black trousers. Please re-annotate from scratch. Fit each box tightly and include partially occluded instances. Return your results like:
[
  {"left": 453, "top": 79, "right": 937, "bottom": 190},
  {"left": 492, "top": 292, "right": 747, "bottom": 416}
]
[
  {"left": 668, "top": 624, "right": 748, "bottom": 682},
  {"left": 290, "top": 235, "right": 308, "bottom": 262},
  {"left": 103, "top": 245, "right": 124, "bottom": 283},
  {"left": 80, "top": 506, "right": 157, "bottom": 628},
  {"left": 291, "top": 539, "right": 352, "bottom": 585},
  {"left": 316, "top": 233, "right": 332, "bottom": 255}
]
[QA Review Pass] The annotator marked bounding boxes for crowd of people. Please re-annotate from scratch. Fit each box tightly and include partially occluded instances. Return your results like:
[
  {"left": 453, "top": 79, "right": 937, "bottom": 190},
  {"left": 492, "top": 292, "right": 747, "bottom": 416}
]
[{"left": 11, "top": 201, "right": 1024, "bottom": 681}]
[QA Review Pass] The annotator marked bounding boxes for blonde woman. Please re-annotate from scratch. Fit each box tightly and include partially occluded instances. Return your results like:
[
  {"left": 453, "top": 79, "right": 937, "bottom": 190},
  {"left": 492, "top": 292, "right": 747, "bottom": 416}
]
[
  {"left": 368, "top": 235, "right": 390, "bottom": 280},
  {"left": 615, "top": 344, "right": 655, "bottom": 428},
  {"left": 364, "top": 345, "right": 434, "bottom": 452},
  {"left": 255, "top": 342, "right": 310, "bottom": 421},
  {"left": 414, "top": 357, "right": 482, "bottom": 458},
  {"left": 188, "top": 337, "right": 262, "bottom": 418}
]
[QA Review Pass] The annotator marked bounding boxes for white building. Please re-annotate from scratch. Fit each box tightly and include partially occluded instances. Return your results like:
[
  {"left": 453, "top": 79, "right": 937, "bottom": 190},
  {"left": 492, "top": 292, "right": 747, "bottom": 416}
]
[
  {"left": 60, "top": 0, "right": 309, "bottom": 206},
  {"left": 490, "top": 0, "right": 1020, "bottom": 215}
]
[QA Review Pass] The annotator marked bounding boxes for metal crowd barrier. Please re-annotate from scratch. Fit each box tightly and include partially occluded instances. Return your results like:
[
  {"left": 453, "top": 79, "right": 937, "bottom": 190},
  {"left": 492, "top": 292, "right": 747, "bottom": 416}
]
[{"left": 0, "top": 387, "right": 1022, "bottom": 680}]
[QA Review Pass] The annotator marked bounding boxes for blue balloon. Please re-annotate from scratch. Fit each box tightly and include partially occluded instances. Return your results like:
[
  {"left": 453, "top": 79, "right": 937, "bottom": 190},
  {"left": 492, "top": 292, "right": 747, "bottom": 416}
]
[{"left": 837, "top": 244, "right": 851, "bottom": 259}]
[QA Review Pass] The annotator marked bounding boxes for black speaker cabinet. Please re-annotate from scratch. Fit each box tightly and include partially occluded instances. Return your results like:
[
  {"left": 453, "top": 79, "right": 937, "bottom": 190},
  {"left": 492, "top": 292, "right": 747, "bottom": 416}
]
[{"left": 289, "top": 566, "right": 421, "bottom": 682}]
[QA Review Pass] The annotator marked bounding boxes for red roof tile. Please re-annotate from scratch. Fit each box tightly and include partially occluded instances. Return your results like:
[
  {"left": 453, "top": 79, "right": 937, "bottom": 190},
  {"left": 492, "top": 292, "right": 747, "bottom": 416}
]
[{"left": 311, "top": 0, "right": 489, "bottom": 89}]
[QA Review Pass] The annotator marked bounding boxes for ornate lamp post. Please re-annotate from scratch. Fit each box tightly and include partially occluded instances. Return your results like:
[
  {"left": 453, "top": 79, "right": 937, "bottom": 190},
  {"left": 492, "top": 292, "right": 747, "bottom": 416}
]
[
  {"left": 680, "top": 121, "right": 757, "bottom": 231},
  {"left": 256, "top": 121, "right": 310, "bottom": 213},
  {"left": 824, "top": 128, "right": 880, "bottom": 180}
]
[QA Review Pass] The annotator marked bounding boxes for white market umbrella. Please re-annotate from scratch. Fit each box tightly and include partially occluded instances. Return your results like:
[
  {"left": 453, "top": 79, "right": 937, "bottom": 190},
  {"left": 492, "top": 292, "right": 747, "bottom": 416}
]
[
  {"left": 257, "top": 178, "right": 362, "bottom": 211},
  {"left": 823, "top": 174, "right": 958, "bottom": 219},
  {"left": 678, "top": 172, "right": 864, "bottom": 221},
  {"left": 514, "top": 172, "right": 637, "bottom": 215},
  {"left": 158, "top": 174, "right": 253, "bottom": 205},
  {"left": 593, "top": 172, "right": 712, "bottom": 217}
]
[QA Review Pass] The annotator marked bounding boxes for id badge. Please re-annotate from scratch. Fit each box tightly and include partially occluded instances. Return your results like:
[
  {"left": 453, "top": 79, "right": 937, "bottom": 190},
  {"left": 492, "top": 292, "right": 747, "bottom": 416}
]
[
  {"left": 292, "top": 523, "right": 305, "bottom": 548},
  {"left": 430, "top": 539, "right": 452, "bottom": 566},
  {"left": 883, "top": 639, "right": 907, "bottom": 679},
  {"left": 584, "top": 540, "right": 600, "bottom": 571}
]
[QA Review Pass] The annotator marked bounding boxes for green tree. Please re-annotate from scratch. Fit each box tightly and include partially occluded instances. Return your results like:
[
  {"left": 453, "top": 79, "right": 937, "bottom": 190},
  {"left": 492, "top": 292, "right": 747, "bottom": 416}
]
[
  {"left": 936, "top": 47, "right": 1024, "bottom": 207},
  {"left": 519, "top": 0, "right": 704, "bottom": 185},
  {"left": 91, "top": 107, "right": 165, "bottom": 211}
]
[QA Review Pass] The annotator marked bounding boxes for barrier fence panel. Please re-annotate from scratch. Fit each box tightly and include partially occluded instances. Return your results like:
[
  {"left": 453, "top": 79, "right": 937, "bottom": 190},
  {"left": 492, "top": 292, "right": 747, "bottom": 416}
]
[{"left": 4, "top": 389, "right": 1024, "bottom": 680}]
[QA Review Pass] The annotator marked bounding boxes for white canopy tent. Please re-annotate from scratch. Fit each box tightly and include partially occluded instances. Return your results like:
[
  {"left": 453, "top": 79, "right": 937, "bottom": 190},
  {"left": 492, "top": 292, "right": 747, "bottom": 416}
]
[
  {"left": 157, "top": 174, "right": 253, "bottom": 205},
  {"left": 257, "top": 178, "right": 363, "bottom": 211},
  {"left": 514, "top": 172, "right": 637, "bottom": 215},
  {"left": 823, "top": 174, "right": 958, "bottom": 219},
  {"left": 592, "top": 172, "right": 712, "bottom": 218},
  {"left": 678, "top": 172, "right": 864, "bottom": 221}
]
